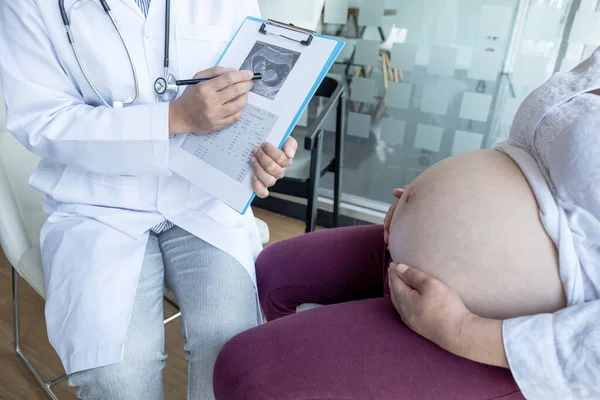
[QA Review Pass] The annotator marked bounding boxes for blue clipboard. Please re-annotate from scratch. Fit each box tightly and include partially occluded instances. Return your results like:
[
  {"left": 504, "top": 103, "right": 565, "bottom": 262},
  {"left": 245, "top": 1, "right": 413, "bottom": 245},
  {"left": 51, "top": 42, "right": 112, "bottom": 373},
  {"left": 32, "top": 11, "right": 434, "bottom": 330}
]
[{"left": 214, "top": 17, "right": 345, "bottom": 215}]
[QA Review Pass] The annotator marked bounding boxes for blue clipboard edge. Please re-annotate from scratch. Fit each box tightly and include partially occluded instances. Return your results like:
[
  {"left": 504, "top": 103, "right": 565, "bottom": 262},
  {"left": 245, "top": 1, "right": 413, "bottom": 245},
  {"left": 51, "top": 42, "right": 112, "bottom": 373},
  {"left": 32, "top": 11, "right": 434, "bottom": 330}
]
[{"left": 213, "top": 16, "right": 345, "bottom": 215}]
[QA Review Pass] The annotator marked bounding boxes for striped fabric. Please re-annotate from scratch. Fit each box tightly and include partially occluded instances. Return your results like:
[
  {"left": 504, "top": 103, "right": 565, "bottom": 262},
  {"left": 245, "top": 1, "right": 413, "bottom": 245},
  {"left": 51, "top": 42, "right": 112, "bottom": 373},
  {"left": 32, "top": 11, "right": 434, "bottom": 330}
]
[
  {"left": 151, "top": 220, "right": 175, "bottom": 234},
  {"left": 134, "top": 0, "right": 151, "bottom": 17}
]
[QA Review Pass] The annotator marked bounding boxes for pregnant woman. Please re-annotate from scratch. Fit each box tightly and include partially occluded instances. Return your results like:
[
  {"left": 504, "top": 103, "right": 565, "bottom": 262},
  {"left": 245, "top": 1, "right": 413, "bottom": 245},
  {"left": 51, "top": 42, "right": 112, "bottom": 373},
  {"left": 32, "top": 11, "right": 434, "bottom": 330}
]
[{"left": 212, "top": 48, "right": 600, "bottom": 400}]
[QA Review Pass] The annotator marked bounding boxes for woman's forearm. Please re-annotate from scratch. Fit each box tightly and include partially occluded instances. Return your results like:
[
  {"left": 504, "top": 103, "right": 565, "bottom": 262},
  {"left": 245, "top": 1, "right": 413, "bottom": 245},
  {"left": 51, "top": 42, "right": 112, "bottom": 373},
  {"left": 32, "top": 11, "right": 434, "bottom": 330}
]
[{"left": 457, "top": 315, "right": 509, "bottom": 368}]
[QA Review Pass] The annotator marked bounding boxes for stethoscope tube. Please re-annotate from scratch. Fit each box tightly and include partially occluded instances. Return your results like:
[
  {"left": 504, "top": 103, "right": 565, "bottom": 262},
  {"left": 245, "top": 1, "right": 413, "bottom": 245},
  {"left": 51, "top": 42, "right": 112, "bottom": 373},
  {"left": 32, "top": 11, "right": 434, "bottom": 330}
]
[
  {"left": 154, "top": 0, "right": 180, "bottom": 102},
  {"left": 59, "top": 0, "right": 141, "bottom": 107},
  {"left": 164, "top": 0, "right": 170, "bottom": 71}
]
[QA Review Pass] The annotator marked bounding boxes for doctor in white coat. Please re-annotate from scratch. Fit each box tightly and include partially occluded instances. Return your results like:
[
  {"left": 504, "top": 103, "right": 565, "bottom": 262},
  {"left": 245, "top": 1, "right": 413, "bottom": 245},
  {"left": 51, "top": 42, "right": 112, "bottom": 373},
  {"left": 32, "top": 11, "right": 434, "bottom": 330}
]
[{"left": 0, "top": 0, "right": 298, "bottom": 399}]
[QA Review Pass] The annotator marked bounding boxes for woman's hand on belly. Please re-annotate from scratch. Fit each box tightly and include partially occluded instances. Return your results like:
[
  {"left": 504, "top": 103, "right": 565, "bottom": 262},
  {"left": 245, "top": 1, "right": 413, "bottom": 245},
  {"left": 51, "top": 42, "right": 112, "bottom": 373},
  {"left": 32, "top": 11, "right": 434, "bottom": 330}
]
[
  {"left": 389, "top": 262, "right": 509, "bottom": 369},
  {"left": 384, "top": 188, "right": 404, "bottom": 244}
]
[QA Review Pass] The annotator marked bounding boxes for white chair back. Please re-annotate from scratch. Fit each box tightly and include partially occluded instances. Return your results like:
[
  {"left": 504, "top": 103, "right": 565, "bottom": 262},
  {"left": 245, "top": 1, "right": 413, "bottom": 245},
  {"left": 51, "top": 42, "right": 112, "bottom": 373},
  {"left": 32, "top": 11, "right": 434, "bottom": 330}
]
[{"left": 0, "top": 86, "right": 47, "bottom": 297}]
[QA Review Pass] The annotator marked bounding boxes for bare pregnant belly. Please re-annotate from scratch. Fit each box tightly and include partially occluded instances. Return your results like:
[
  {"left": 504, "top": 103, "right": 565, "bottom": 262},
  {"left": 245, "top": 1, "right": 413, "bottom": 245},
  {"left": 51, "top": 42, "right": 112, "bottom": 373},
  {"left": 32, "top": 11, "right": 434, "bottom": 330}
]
[{"left": 388, "top": 149, "right": 566, "bottom": 319}]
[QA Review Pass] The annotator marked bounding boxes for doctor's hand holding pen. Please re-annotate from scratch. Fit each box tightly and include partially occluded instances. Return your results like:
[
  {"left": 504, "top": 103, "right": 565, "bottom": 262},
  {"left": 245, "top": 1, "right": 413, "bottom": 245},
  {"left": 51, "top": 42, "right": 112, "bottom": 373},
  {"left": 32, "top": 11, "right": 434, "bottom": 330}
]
[{"left": 168, "top": 66, "right": 297, "bottom": 198}]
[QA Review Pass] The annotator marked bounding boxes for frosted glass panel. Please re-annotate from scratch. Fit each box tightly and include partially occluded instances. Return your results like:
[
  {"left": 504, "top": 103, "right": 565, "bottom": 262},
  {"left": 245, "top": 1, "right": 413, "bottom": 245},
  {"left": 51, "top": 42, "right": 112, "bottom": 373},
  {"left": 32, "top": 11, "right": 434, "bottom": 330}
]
[
  {"left": 513, "top": 55, "right": 551, "bottom": 87},
  {"left": 381, "top": 118, "right": 406, "bottom": 145},
  {"left": 468, "top": 50, "right": 503, "bottom": 81},
  {"left": 317, "top": 105, "right": 337, "bottom": 132},
  {"left": 307, "top": 0, "right": 524, "bottom": 207},
  {"left": 351, "top": 77, "right": 377, "bottom": 104},
  {"left": 451, "top": 131, "right": 483, "bottom": 155},
  {"left": 355, "top": 39, "right": 380, "bottom": 66},
  {"left": 569, "top": 11, "right": 600, "bottom": 46},
  {"left": 297, "top": 108, "right": 309, "bottom": 127},
  {"left": 359, "top": 0, "right": 384, "bottom": 26},
  {"left": 390, "top": 43, "right": 418, "bottom": 71},
  {"left": 427, "top": 46, "right": 458, "bottom": 76},
  {"left": 347, "top": 112, "right": 371, "bottom": 138},
  {"left": 386, "top": 82, "right": 413, "bottom": 109},
  {"left": 394, "top": 0, "right": 424, "bottom": 32},
  {"left": 420, "top": 86, "right": 450, "bottom": 116},
  {"left": 522, "top": 6, "right": 562, "bottom": 42},
  {"left": 336, "top": 37, "right": 355, "bottom": 62},
  {"left": 502, "top": 98, "right": 522, "bottom": 126},
  {"left": 480, "top": 6, "right": 513, "bottom": 38},
  {"left": 561, "top": 58, "right": 581, "bottom": 72},
  {"left": 324, "top": 0, "right": 349, "bottom": 24},
  {"left": 257, "top": 0, "right": 315, "bottom": 25},
  {"left": 414, "top": 124, "right": 443, "bottom": 152},
  {"left": 459, "top": 93, "right": 493, "bottom": 122}
]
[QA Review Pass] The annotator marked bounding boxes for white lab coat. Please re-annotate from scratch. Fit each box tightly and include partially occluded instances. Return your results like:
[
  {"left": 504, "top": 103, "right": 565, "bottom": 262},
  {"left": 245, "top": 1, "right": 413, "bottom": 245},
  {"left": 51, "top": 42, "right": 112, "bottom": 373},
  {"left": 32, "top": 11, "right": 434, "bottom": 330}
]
[{"left": 0, "top": 0, "right": 264, "bottom": 375}]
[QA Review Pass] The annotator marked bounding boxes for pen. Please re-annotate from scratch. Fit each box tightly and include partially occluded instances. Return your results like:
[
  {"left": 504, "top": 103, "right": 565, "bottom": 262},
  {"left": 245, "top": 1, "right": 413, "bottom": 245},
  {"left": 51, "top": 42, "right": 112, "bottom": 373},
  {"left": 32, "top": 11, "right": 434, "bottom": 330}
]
[{"left": 176, "top": 72, "right": 263, "bottom": 86}]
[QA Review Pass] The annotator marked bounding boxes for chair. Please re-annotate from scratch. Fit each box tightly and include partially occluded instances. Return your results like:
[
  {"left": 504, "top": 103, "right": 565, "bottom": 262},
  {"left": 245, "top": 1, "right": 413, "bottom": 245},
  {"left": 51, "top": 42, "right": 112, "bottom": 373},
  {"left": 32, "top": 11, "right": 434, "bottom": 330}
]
[{"left": 0, "top": 89, "right": 269, "bottom": 399}]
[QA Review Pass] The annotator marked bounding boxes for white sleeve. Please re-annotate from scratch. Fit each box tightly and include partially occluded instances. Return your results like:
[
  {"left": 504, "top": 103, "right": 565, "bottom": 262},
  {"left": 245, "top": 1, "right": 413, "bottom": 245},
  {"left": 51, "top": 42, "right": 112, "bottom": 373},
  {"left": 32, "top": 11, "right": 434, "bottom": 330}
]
[
  {"left": 503, "top": 300, "right": 600, "bottom": 399},
  {"left": 0, "top": 1, "right": 170, "bottom": 176}
]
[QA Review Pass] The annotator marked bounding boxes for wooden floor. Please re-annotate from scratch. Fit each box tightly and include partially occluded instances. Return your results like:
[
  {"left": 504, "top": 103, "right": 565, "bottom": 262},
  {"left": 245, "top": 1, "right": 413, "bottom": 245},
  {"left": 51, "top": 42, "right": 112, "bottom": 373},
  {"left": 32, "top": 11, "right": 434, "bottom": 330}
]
[{"left": 0, "top": 209, "right": 309, "bottom": 400}]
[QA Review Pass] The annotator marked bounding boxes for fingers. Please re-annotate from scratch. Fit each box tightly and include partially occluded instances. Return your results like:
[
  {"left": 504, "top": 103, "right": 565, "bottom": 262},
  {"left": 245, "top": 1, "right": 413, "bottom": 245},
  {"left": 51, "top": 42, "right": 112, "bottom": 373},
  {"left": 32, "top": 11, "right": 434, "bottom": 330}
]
[
  {"left": 218, "top": 81, "right": 254, "bottom": 105},
  {"left": 384, "top": 189, "right": 404, "bottom": 243},
  {"left": 220, "top": 93, "right": 248, "bottom": 117},
  {"left": 282, "top": 137, "right": 298, "bottom": 159},
  {"left": 383, "top": 205, "right": 397, "bottom": 244},
  {"left": 383, "top": 201, "right": 398, "bottom": 231},
  {"left": 250, "top": 141, "right": 295, "bottom": 199},
  {"left": 251, "top": 161, "right": 273, "bottom": 198},
  {"left": 253, "top": 144, "right": 290, "bottom": 178},
  {"left": 388, "top": 264, "right": 415, "bottom": 305},
  {"left": 252, "top": 176, "right": 269, "bottom": 198},
  {"left": 209, "top": 70, "right": 254, "bottom": 91},
  {"left": 218, "top": 110, "right": 244, "bottom": 129},
  {"left": 395, "top": 263, "right": 434, "bottom": 294}
]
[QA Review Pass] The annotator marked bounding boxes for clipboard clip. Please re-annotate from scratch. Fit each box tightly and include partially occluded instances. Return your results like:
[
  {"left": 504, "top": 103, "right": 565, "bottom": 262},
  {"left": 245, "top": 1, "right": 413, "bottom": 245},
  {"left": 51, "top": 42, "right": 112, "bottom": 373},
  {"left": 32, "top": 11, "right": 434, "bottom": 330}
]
[{"left": 259, "top": 19, "right": 315, "bottom": 46}]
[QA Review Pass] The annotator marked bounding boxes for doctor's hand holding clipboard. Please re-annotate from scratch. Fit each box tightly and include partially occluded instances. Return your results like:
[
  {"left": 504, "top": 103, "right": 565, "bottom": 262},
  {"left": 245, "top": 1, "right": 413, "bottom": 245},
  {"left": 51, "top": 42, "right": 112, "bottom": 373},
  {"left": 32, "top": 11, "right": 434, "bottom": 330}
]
[{"left": 168, "top": 66, "right": 298, "bottom": 199}]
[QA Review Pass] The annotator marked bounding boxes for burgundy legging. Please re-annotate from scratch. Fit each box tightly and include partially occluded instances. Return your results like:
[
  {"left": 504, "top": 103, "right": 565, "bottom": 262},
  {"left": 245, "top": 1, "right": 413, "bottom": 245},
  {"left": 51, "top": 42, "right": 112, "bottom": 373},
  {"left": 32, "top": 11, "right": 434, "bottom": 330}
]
[{"left": 213, "top": 225, "right": 524, "bottom": 400}]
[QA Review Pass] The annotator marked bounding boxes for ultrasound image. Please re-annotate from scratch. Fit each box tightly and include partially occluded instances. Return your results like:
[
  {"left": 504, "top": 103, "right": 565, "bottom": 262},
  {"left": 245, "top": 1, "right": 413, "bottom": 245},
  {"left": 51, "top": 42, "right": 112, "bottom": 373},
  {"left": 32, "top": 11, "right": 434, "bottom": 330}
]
[{"left": 240, "top": 41, "right": 301, "bottom": 100}]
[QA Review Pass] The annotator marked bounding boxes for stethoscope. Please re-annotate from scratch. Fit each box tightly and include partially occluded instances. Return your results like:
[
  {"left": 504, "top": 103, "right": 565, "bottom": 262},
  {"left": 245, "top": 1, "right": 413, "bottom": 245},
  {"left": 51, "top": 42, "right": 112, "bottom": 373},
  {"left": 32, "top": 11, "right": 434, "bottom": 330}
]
[{"left": 58, "top": 0, "right": 181, "bottom": 107}]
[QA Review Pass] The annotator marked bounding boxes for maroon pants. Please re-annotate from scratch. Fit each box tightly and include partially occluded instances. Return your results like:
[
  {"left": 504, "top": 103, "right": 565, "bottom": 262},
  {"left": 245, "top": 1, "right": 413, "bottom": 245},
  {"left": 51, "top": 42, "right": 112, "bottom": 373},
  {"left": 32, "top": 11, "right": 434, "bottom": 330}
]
[{"left": 213, "top": 225, "right": 524, "bottom": 400}]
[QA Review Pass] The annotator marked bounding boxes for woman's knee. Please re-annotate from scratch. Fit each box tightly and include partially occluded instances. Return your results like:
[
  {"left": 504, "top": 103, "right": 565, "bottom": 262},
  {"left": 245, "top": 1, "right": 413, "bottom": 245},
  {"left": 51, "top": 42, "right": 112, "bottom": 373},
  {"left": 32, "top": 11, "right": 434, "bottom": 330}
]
[{"left": 213, "top": 331, "right": 270, "bottom": 400}]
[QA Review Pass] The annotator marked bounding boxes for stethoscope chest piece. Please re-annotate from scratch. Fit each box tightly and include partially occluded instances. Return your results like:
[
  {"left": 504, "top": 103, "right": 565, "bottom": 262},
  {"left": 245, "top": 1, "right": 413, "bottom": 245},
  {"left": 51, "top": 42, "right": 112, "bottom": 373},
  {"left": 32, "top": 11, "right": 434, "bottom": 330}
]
[{"left": 154, "top": 73, "right": 178, "bottom": 102}]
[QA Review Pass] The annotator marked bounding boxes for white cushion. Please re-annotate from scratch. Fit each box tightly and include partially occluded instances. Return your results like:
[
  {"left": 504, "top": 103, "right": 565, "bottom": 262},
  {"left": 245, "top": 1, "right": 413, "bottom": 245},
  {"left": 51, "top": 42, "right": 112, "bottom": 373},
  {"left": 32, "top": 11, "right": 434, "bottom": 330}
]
[
  {"left": 18, "top": 246, "right": 46, "bottom": 298},
  {"left": 0, "top": 131, "right": 47, "bottom": 298},
  {"left": 297, "top": 303, "right": 324, "bottom": 312},
  {"left": 255, "top": 217, "right": 270, "bottom": 244}
]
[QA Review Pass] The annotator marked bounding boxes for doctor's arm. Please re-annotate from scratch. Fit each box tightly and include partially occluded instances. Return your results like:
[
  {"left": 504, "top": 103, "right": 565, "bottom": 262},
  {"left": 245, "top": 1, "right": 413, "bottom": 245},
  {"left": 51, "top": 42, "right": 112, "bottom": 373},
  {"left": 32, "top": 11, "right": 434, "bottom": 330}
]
[{"left": 0, "top": 1, "right": 172, "bottom": 176}]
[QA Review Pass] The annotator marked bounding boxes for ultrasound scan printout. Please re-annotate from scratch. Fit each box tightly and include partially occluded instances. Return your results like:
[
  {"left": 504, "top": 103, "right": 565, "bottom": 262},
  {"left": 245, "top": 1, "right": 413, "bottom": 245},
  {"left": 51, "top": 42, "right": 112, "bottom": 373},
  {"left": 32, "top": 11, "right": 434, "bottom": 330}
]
[{"left": 240, "top": 41, "right": 301, "bottom": 100}]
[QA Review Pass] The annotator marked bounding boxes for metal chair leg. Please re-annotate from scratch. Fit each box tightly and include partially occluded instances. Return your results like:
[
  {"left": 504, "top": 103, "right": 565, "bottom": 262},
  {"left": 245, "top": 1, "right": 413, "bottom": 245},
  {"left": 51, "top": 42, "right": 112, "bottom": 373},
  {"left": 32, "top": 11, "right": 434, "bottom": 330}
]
[
  {"left": 333, "top": 93, "right": 346, "bottom": 228},
  {"left": 306, "top": 132, "right": 323, "bottom": 233},
  {"left": 12, "top": 267, "right": 65, "bottom": 400}
]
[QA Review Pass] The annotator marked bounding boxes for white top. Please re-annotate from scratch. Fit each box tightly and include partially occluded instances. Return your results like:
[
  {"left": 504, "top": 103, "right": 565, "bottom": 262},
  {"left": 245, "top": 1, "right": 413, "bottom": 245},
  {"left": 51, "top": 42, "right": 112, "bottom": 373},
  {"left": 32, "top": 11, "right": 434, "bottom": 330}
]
[
  {"left": 495, "top": 47, "right": 600, "bottom": 399},
  {"left": 0, "top": 0, "right": 263, "bottom": 375}
]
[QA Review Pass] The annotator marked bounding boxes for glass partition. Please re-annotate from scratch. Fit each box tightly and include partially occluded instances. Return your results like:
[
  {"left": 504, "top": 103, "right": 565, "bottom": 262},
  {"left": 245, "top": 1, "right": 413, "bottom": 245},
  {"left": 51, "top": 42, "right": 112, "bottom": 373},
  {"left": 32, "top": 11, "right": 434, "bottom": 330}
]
[{"left": 259, "top": 0, "right": 600, "bottom": 218}]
